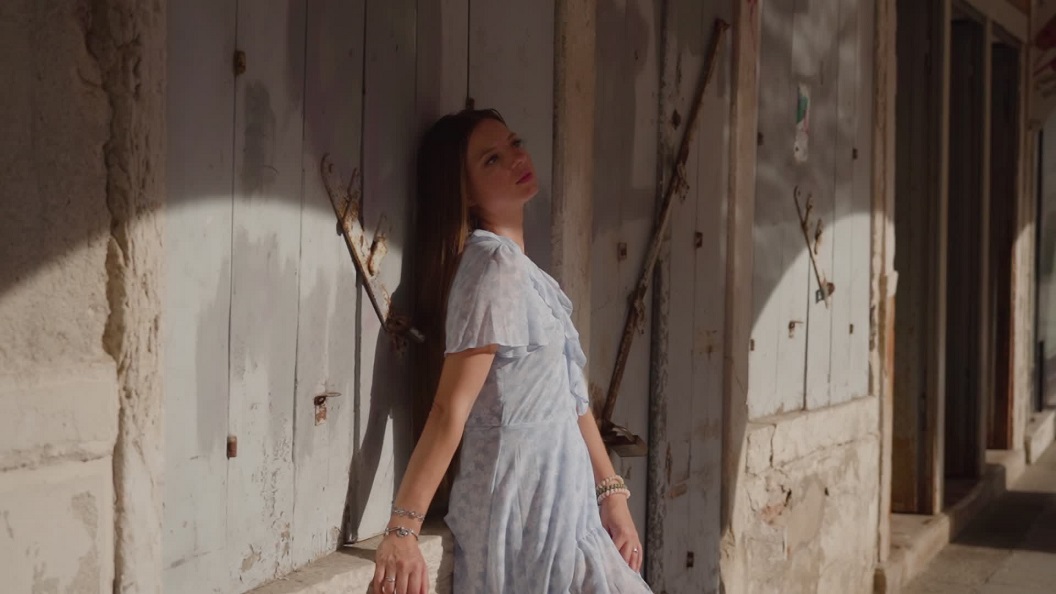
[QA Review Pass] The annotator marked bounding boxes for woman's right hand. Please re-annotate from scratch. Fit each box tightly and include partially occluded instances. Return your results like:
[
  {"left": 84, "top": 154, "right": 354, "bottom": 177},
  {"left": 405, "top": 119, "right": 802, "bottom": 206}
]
[{"left": 372, "top": 532, "right": 429, "bottom": 594}]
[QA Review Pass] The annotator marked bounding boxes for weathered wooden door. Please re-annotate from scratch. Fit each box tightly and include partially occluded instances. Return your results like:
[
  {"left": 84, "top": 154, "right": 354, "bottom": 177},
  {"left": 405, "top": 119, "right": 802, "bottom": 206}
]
[
  {"left": 164, "top": 1, "right": 392, "bottom": 592},
  {"left": 164, "top": 1, "right": 555, "bottom": 592}
]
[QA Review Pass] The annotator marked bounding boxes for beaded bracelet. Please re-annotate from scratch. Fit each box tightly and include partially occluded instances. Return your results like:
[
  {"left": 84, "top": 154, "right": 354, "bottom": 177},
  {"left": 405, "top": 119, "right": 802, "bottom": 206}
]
[
  {"left": 596, "top": 475, "right": 624, "bottom": 491},
  {"left": 383, "top": 526, "right": 420, "bottom": 540},
  {"left": 391, "top": 505, "right": 426, "bottom": 523},
  {"left": 597, "top": 487, "right": 631, "bottom": 506},
  {"left": 597, "top": 481, "right": 627, "bottom": 495}
]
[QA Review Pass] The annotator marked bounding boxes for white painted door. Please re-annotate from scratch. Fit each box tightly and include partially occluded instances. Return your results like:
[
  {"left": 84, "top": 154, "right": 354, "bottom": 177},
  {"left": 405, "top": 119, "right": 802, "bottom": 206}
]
[
  {"left": 164, "top": 1, "right": 557, "bottom": 592},
  {"left": 164, "top": 2, "right": 376, "bottom": 592}
]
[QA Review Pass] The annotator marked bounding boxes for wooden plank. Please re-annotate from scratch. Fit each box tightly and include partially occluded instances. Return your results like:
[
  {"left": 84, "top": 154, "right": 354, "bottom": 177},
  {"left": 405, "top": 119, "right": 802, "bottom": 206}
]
[
  {"left": 351, "top": 0, "right": 418, "bottom": 541},
  {"left": 874, "top": 0, "right": 897, "bottom": 563},
  {"left": 848, "top": 0, "right": 874, "bottom": 405},
  {"left": 827, "top": 0, "right": 860, "bottom": 409},
  {"left": 688, "top": 3, "right": 732, "bottom": 590},
  {"left": 161, "top": 1, "right": 236, "bottom": 591},
  {"left": 749, "top": 0, "right": 809, "bottom": 418},
  {"left": 291, "top": 0, "right": 367, "bottom": 566},
  {"left": 468, "top": 0, "right": 555, "bottom": 269},
  {"left": 590, "top": 0, "right": 655, "bottom": 540},
  {"left": 416, "top": 0, "right": 469, "bottom": 128},
  {"left": 802, "top": 0, "right": 841, "bottom": 410},
  {"left": 650, "top": 0, "right": 702, "bottom": 588},
  {"left": 226, "top": 1, "right": 307, "bottom": 588}
]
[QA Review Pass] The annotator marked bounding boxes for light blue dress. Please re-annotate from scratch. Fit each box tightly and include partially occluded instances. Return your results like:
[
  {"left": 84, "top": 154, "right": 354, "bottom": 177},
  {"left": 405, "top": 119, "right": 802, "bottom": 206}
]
[{"left": 444, "top": 229, "right": 653, "bottom": 594}]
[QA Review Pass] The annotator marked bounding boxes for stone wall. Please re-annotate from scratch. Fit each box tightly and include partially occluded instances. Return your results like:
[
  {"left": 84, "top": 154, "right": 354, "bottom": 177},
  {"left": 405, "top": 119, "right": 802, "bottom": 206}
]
[
  {"left": 0, "top": 1, "right": 165, "bottom": 592},
  {"left": 0, "top": 1, "right": 117, "bottom": 592},
  {"left": 737, "top": 397, "right": 881, "bottom": 594}
]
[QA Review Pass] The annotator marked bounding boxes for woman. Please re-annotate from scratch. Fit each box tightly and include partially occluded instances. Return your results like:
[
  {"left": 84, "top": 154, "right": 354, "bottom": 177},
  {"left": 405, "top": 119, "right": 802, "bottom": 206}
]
[{"left": 373, "top": 108, "right": 652, "bottom": 594}]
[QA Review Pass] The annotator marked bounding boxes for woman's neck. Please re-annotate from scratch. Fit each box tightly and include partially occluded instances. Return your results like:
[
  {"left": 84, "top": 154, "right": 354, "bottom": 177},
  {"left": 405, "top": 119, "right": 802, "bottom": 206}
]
[{"left": 478, "top": 218, "right": 526, "bottom": 253}]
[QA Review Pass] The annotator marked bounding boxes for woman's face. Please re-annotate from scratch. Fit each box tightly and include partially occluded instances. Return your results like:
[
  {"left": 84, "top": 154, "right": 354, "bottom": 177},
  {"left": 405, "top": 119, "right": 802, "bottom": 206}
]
[{"left": 464, "top": 118, "right": 538, "bottom": 219}]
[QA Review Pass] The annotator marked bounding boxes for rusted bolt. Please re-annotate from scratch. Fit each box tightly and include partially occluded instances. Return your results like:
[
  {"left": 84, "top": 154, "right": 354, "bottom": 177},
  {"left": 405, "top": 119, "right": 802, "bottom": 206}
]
[
  {"left": 694, "top": 232, "right": 703, "bottom": 248},
  {"left": 672, "top": 109, "right": 682, "bottom": 129},
  {"left": 314, "top": 391, "right": 342, "bottom": 407},
  {"left": 750, "top": 339, "right": 755, "bottom": 351},
  {"left": 233, "top": 50, "right": 246, "bottom": 76},
  {"left": 850, "top": 324, "right": 855, "bottom": 334},
  {"left": 686, "top": 551, "right": 695, "bottom": 568},
  {"left": 788, "top": 320, "right": 804, "bottom": 338},
  {"left": 227, "top": 435, "right": 238, "bottom": 459},
  {"left": 617, "top": 242, "right": 628, "bottom": 261},
  {"left": 757, "top": 132, "right": 764, "bottom": 146},
  {"left": 852, "top": 147, "right": 859, "bottom": 160}
]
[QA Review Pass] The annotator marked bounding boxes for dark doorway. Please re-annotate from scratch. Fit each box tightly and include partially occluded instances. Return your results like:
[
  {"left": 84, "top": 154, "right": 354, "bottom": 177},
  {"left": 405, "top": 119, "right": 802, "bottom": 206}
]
[
  {"left": 892, "top": 0, "right": 946, "bottom": 514},
  {"left": 987, "top": 37, "right": 1021, "bottom": 450},
  {"left": 944, "top": 15, "right": 986, "bottom": 494}
]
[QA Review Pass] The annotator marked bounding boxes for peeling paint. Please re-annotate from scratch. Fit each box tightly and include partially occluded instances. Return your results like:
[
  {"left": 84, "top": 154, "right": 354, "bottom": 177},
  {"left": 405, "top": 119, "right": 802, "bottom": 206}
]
[{"left": 242, "top": 546, "right": 262, "bottom": 572}]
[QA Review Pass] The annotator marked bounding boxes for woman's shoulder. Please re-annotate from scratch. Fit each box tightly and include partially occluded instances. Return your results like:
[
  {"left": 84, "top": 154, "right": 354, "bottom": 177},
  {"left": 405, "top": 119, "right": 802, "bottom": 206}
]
[{"left": 460, "top": 230, "right": 524, "bottom": 269}]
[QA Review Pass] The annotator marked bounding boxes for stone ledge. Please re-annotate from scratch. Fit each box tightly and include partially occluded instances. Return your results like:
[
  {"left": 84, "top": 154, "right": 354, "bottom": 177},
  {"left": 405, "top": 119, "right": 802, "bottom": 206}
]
[
  {"left": 249, "top": 523, "right": 453, "bottom": 594},
  {"left": 873, "top": 449, "right": 1025, "bottom": 593},
  {"left": 1025, "top": 408, "right": 1056, "bottom": 464}
]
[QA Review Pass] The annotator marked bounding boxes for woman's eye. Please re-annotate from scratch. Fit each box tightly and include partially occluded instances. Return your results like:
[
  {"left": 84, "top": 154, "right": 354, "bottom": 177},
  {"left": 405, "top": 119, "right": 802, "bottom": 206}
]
[
  {"left": 512, "top": 138, "right": 524, "bottom": 148},
  {"left": 485, "top": 154, "right": 499, "bottom": 166}
]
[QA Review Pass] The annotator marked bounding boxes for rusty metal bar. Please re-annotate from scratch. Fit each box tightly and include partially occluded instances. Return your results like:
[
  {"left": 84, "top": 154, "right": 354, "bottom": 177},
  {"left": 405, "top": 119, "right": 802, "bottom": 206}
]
[
  {"left": 320, "top": 155, "right": 424, "bottom": 343},
  {"left": 599, "top": 19, "right": 730, "bottom": 428}
]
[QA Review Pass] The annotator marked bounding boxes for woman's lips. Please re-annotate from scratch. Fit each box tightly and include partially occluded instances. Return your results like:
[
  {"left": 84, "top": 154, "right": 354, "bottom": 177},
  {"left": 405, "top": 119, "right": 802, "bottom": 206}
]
[{"left": 517, "top": 171, "right": 534, "bottom": 184}]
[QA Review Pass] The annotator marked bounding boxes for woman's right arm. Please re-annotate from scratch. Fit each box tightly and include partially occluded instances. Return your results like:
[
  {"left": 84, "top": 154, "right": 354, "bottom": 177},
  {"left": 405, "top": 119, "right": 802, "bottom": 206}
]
[{"left": 372, "top": 344, "right": 496, "bottom": 594}]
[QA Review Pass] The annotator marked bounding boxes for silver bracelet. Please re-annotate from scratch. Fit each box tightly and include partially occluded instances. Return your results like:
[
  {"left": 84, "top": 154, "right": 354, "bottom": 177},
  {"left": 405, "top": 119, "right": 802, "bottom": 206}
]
[
  {"left": 391, "top": 505, "right": 426, "bottom": 523},
  {"left": 383, "top": 526, "right": 420, "bottom": 540}
]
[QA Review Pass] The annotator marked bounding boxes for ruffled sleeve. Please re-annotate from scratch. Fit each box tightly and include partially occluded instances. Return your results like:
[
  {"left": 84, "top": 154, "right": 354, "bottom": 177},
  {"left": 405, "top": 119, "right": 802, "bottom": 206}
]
[{"left": 445, "top": 239, "right": 552, "bottom": 358}]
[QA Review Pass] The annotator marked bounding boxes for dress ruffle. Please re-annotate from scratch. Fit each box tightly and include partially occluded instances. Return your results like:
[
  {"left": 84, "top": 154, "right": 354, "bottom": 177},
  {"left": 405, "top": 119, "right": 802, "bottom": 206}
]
[
  {"left": 446, "top": 231, "right": 592, "bottom": 415},
  {"left": 444, "top": 238, "right": 555, "bottom": 359}
]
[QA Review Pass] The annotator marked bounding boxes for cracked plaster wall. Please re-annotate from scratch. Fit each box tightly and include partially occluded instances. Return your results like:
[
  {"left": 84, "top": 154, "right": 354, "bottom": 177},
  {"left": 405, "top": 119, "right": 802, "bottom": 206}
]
[
  {"left": 0, "top": 0, "right": 165, "bottom": 592},
  {"left": 735, "top": 397, "right": 881, "bottom": 594}
]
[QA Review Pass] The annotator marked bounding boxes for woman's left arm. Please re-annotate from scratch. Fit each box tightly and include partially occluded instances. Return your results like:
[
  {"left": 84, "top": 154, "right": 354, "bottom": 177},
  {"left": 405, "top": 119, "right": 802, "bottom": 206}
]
[{"left": 577, "top": 410, "right": 644, "bottom": 573}]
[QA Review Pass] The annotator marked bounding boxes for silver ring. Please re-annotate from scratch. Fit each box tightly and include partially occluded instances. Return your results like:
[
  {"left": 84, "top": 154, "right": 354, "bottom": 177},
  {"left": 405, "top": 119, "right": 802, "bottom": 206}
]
[
  {"left": 384, "top": 576, "right": 396, "bottom": 583},
  {"left": 633, "top": 547, "right": 639, "bottom": 553}
]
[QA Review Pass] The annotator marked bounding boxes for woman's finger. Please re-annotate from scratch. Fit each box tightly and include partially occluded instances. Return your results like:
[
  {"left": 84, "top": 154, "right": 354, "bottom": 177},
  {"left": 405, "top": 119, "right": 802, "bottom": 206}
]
[
  {"left": 617, "top": 540, "right": 634, "bottom": 567},
  {"left": 372, "top": 565, "right": 389, "bottom": 594},
  {"left": 395, "top": 566, "right": 413, "bottom": 594},
  {"left": 404, "top": 566, "right": 422, "bottom": 594},
  {"left": 419, "top": 565, "right": 431, "bottom": 594},
  {"left": 632, "top": 543, "right": 643, "bottom": 573}
]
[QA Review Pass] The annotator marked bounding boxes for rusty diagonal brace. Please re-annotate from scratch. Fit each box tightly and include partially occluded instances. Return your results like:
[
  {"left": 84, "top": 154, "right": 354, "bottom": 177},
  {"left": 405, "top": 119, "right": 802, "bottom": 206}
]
[
  {"left": 793, "top": 186, "right": 833, "bottom": 308},
  {"left": 320, "top": 155, "right": 425, "bottom": 344},
  {"left": 599, "top": 19, "right": 730, "bottom": 432}
]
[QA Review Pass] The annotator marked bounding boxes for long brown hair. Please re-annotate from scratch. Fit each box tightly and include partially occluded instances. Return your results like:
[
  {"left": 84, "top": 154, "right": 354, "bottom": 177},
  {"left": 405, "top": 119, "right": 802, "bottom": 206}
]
[{"left": 412, "top": 109, "right": 505, "bottom": 510}]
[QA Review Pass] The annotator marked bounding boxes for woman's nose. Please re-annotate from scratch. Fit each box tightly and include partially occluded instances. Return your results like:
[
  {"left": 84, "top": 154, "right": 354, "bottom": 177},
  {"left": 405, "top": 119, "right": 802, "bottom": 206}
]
[{"left": 511, "top": 149, "right": 528, "bottom": 169}]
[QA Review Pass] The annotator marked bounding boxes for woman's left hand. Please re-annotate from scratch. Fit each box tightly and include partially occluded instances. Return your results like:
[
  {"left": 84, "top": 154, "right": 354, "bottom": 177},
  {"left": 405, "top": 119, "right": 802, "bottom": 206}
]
[{"left": 600, "top": 495, "right": 643, "bottom": 573}]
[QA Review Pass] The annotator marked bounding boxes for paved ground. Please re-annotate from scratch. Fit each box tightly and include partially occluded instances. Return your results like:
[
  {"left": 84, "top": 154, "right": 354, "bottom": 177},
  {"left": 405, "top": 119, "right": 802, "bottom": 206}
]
[{"left": 905, "top": 445, "right": 1056, "bottom": 594}]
